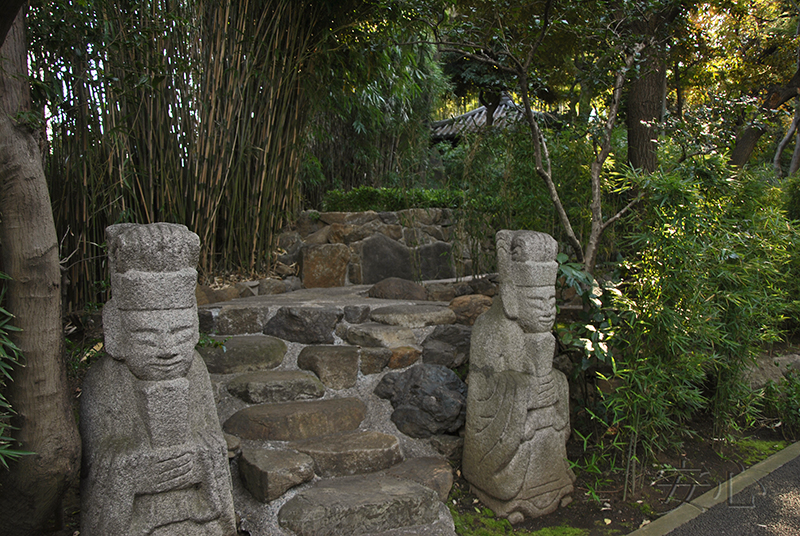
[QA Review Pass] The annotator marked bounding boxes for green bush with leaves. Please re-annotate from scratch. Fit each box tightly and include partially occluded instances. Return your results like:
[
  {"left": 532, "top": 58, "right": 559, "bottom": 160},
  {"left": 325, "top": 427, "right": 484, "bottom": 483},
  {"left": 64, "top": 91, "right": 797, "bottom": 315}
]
[
  {"left": 763, "top": 370, "right": 800, "bottom": 440},
  {"left": 0, "top": 273, "right": 29, "bottom": 467},
  {"left": 322, "top": 186, "right": 463, "bottom": 212},
  {"left": 600, "top": 156, "right": 799, "bottom": 494}
]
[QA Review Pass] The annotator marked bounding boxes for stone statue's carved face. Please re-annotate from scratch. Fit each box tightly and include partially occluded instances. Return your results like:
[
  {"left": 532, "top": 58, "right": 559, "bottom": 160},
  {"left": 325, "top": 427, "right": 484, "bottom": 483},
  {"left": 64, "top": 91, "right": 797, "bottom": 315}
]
[
  {"left": 515, "top": 286, "right": 556, "bottom": 333},
  {"left": 113, "top": 308, "right": 199, "bottom": 381}
]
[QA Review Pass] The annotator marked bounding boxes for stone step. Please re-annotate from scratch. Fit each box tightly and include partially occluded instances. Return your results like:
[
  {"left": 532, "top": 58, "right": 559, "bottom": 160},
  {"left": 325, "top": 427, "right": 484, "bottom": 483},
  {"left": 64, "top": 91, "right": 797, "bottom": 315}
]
[
  {"left": 223, "top": 397, "right": 366, "bottom": 441},
  {"left": 346, "top": 322, "right": 417, "bottom": 348},
  {"left": 197, "top": 334, "right": 286, "bottom": 374},
  {"left": 383, "top": 457, "right": 454, "bottom": 502},
  {"left": 226, "top": 370, "right": 324, "bottom": 404},
  {"left": 297, "top": 345, "right": 359, "bottom": 390},
  {"left": 277, "top": 474, "right": 454, "bottom": 536},
  {"left": 263, "top": 305, "right": 343, "bottom": 344},
  {"left": 289, "top": 430, "right": 403, "bottom": 477},
  {"left": 370, "top": 304, "right": 456, "bottom": 328},
  {"left": 238, "top": 447, "right": 315, "bottom": 503}
]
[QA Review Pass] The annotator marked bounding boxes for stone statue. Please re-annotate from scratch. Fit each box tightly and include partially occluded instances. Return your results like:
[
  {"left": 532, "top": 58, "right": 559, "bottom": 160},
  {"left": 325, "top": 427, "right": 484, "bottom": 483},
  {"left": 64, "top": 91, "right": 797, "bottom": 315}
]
[
  {"left": 80, "top": 223, "right": 237, "bottom": 536},
  {"left": 462, "top": 230, "right": 574, "bottom": 523}
]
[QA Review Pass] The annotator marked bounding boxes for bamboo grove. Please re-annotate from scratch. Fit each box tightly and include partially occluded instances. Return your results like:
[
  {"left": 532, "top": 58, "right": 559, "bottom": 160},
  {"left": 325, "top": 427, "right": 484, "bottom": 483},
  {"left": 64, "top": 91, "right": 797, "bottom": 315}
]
[{"left": 29, "top": 0, "right": 329, "bottom": 312}]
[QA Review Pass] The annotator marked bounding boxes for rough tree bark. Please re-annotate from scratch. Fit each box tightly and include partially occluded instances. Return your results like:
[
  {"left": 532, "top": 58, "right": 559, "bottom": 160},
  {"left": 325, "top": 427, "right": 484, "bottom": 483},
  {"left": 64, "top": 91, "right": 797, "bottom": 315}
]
[
  {"left": 626, "top": 46, "right": 665, "bottom": 173},
  {"left": 0, "top": 7, "right": 81, "bottom": 535}
]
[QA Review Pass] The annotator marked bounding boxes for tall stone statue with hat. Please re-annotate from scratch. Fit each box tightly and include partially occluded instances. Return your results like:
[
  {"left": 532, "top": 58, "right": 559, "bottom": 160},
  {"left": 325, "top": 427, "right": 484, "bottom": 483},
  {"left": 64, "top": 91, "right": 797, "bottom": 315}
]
[
  {"left": 463, "top": 230, "right": 574, "bottom": 523},
  {"left": 80, "top": 223, "right": 237, "bottom": 536}
]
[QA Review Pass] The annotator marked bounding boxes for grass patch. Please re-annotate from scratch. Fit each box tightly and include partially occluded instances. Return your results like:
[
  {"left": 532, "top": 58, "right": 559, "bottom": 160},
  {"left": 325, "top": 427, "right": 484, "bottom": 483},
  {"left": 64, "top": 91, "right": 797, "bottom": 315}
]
[
  {"left": 449, "top": 505, "right": 588, "bottom": 536},
  {"left": 734, "top": 438, "right": 789, "bottom": 465}
]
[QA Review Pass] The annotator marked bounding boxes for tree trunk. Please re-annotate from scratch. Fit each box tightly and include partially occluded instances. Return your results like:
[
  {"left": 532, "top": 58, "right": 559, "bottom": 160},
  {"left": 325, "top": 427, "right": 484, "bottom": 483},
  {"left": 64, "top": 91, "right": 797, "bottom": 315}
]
[
  {"left": 626, "top": 45, "right": 665, "bottom": 173},
  {"left": 0, "top": 9, "right": 81, "bottom": 535},
  {"left": 730, "top": 125, "right": 766, "bottom": 168}
]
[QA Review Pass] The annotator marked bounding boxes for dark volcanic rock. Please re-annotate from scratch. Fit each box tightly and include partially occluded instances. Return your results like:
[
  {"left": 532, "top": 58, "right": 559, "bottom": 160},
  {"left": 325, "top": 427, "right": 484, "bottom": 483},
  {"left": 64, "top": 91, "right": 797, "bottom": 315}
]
[
  {"left": 374, "top": 364, "right": 467, "bottom": 438},
  {"left": 421, "top": 325, "right": 472, "bottom": 368},
  {"left": 361, "top": 234, "right": 414, "bottom": 284}
]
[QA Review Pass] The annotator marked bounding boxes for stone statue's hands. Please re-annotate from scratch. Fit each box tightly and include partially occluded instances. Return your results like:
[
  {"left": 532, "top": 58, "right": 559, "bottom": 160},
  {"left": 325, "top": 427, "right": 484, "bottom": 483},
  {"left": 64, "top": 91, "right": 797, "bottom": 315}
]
[
  {"left": 534, "top": 374, "right": 557, "bottom": 408},
  {"left": 142, "top": 445, "right": 197, "bottom": 494}
]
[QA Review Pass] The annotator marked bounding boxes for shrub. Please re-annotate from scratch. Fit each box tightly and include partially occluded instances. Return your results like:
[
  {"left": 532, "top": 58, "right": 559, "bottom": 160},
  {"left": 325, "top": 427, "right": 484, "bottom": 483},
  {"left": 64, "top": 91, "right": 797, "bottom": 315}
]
[
  {"left": 322, "top": 186, "right": 463, "bottom": 212},
  {"left": 597, "top": 156, "right": 800, "bottom": 494}
]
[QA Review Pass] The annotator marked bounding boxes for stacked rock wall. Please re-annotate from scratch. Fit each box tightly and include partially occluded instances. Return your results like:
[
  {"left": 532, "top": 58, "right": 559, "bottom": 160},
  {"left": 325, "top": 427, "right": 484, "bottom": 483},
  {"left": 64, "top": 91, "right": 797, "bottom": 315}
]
[{"left": 277, "top": 209, "right": 476, "bottom": 288}]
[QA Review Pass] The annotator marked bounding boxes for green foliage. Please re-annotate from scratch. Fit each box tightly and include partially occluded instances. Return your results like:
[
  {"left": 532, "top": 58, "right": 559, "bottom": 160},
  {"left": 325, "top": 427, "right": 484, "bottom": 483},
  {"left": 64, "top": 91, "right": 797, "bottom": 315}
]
[
  {"left": 65, "top": 338, "right": 105, "bottom": 380},
  {"left": 782, "top": 173, "right": 800, "bottom": 222},
  {"left": 0, "top": 273, "right": 30, "bottom": 468},
  {"left": 196, "top": 333, "right": 228, "bottom": 350},
  {"left": 322, "top": 186, "right": 463, "bottom": 212},
  {"left": 303, "top": 38, "right": 450, "bottom": 208},
  {"left": 30, "top": 0, "right": 382, "bottom": 310},
  {"left": 568, "top": 409, "right": 626, "bottom": 503},
  {"left": 556, "top": 256, "right": 627, "bottom": 381},
  {"left": 437, "top": 123, "right": 626, "bottom": 267},
  {"left": 594, "top": 155, "right": 800, "bottom": 495},
  {"left": 763, "top": 370, "right": 800, "bottom": 440}
]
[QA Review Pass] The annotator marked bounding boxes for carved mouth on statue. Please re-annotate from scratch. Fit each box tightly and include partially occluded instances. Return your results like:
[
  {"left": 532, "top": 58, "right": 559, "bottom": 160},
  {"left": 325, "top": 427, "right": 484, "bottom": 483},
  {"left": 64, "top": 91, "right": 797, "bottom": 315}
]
[{"left": 150, "top": 357, "right": 185, "bottom": 371}]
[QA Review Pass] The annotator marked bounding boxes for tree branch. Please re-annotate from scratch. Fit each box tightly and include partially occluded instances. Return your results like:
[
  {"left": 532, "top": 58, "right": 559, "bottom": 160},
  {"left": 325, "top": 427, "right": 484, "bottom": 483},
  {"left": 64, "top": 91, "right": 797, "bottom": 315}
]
[{"left": 602, "top": 192, "right": 643, "bottom": 233}]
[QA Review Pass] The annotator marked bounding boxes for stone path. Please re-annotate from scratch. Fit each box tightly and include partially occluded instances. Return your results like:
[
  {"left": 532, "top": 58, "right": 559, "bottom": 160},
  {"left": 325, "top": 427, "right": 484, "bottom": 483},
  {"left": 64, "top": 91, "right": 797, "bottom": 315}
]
[{"left": 198, "top": 279, "right": 494, "bottom": 536}]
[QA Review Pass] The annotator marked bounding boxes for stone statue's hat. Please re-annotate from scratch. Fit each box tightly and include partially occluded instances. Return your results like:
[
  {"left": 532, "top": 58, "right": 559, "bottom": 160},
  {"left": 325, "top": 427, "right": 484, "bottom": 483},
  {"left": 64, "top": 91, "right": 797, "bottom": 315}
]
[
  {"left": 106, "top": 223, "right": 200, "bottom": 310},
  {"left": 496, "top": 230, "right": 558, "bottom": 286}
]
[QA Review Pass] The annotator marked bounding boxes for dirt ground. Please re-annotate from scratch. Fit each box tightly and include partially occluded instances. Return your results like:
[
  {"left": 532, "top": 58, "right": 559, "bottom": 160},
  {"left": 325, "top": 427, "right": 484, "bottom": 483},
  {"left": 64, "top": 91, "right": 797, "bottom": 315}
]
[{"left": 448, "top": 414, "right": 789, "bottom": 535}]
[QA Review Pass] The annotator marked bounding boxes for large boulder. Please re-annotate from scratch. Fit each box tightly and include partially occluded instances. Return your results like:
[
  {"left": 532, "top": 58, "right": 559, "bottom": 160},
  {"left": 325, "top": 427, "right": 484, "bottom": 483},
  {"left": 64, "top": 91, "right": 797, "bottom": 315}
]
[
  {"left": 449, "top": 294, "right": 492, "bottom": 326},
  {"left": 289, "top": 431, "right": 403, "bottom": 477},
  {"left": 301, "top": 244, "right": 351, "bottom": 288},
  {"left": 370, "top": 304, "right": 456, "bottom": 328},
  {"left": 361, "top": 234, "right": 414, "bottom": 284},
  {"left": 374, "top": 364, "right": 467, "bottom": 438},
  {"left": 360, "top": 347, "right": 393, "bottom": 375},
  {"left": 414, "top": 241, "right": 455, "bottom": 280},
  {"left": 384, "top": 457, "right": 454, "bottom": 502},
  {"left": 346, "top": 323, "right": 417, "bottom": 349},
  {"left": 215, "top": 304, "right": 272, "bottom": 335}
]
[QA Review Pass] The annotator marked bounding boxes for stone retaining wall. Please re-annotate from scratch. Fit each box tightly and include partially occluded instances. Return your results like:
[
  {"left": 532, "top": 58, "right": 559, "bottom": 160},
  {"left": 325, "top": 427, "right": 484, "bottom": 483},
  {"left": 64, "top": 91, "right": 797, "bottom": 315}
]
[{"left": 276, "top": 209, "right": 475, "bottom": 288}]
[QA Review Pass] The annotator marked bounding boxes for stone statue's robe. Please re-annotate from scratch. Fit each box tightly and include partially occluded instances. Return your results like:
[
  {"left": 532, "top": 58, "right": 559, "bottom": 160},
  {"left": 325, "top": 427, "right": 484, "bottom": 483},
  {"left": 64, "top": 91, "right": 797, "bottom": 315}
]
[
  {"left": 463, "top": 301, "right": 575, "bottom": 519},
  {"left": 80, "top": 352, "right": 237, "bottom": 536}
]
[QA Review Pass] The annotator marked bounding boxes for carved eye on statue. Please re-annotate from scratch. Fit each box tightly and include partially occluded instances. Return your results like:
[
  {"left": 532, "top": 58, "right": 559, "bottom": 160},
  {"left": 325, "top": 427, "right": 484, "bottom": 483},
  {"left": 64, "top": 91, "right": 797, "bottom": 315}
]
[{"left": 511, "top": 238, "right": 526, "bottom": 261}]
